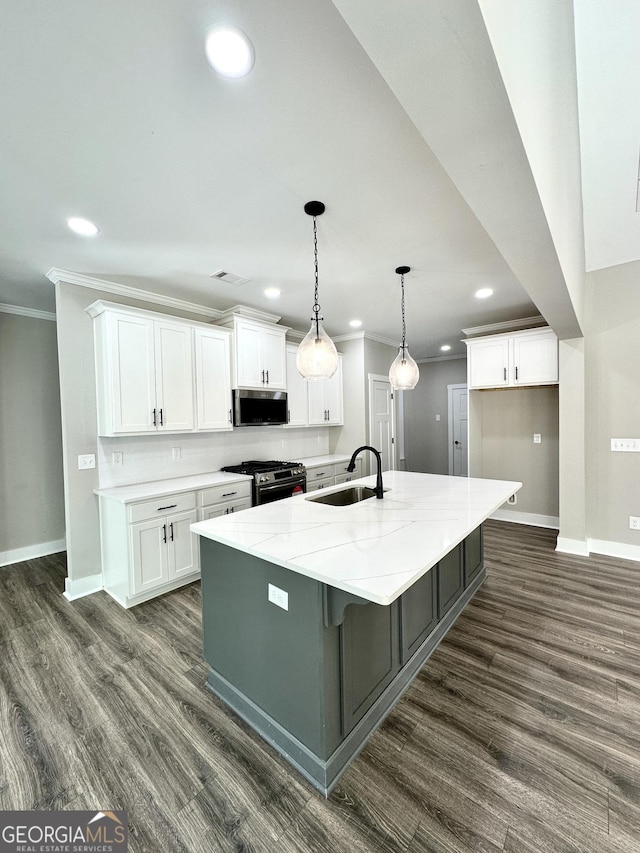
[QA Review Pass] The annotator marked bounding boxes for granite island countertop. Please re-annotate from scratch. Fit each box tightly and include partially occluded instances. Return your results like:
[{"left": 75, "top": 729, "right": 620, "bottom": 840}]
[{"left": 191, "top": 471, "right": 521, "bottom": 605}]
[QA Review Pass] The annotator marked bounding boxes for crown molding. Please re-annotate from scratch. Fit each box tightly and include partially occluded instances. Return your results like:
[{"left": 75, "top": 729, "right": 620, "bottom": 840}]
[
  {"left": 0, "top": 302, "right": 56, "bottom": 321},
  {"left": 332, "top": 330, "right": 397, "bottom": 347},
  {"left": 46, "top": 268, "right": 222, "bottom": 319},
  {"left": 461, "top": 315, "right": 546, "bottom": 337},
  {"left": 417, "top": 352, "right": 467, "bottom": 364},
  {"left": 216, "top": 304, "right": 282, "bottom": 325}
]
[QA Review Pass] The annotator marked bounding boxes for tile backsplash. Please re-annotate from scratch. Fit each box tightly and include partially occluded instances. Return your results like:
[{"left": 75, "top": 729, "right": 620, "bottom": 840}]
[{"left": 98, "top": 428, "right": 331, "bottom": 488}]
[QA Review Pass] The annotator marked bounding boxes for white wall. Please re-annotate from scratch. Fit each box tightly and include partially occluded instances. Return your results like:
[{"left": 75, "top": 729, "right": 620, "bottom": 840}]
[
  {"left": 0, "top": 311, "right": 65, "bottom": 565},
  {"left": 479, "top": 0, "right": 586, "bottom": 327}
]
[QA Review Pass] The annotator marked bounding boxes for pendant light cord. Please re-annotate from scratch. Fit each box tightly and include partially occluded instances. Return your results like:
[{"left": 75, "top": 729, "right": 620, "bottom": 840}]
[
  {"left": 312, "top": 215, "right": 322, "bottom": 335},
  {"left": 400, "top": 271, "right": 407, "bottom": 359}
]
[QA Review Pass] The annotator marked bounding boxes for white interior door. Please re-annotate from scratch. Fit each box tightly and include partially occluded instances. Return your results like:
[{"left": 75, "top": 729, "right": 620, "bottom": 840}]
[
  {"left": 448, "top": 384, "right": 468, "bottom": 477},
  {"left": 369, "top": 376, "right": 395, "bottom": 472}
]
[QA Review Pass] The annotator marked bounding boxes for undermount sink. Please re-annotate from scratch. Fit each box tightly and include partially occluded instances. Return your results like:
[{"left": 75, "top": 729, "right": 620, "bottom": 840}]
[{"left": 306, "top": 485, "right": 381, "bottom": 506}]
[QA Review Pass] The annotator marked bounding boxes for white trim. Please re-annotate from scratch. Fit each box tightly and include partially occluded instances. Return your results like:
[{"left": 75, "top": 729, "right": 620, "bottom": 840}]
[
  {"left": 215, "top": 304, "right": 282, "bottom": 325},
  {"left": 556, "top": 537, "right": 590, "bottom": 556},
  {"left": 417, "top": 353, "right": 467, "bottom": 363},
  {"left": 0, "top": 538, "right": 66, "bottom": 568},
  {"left": 462, "top": 315, "right": 546, "bottom": 337},
  {"left": 47, "top": 268, "right": 223, "bottom": 319},
  {"left": 63, "top": 572, "right": 104, "bottom": 601},
  {"left": 333, "top": 330, "right": 397, "bottom": 347},
  {"left": 491, "top": 509, "right": 559, "bottom": 529},
  {"left": 0, "top": 303, "right": 56, "bottom": 321},
  {"left": 587, "top": 538, "right": 640, "bottom": 564}
]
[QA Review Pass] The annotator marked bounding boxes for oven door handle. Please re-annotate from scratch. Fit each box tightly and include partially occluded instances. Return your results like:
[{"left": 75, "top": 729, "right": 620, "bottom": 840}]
[{"left": 258, "top": 479, "right": 306, "bottom": 493}]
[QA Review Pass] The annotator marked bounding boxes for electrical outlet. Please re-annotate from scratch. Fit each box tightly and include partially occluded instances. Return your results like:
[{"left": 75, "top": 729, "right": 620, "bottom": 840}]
[
  {"left": 77, "top": 454, "right": 95, "bottom": 470},
  {"left": 171, "top": 447, "right": 181, "bottom": 460},
  {"left": 268, "top": 583, "right": 289, "bottom": 611},
  {"left": 630, "top": 516, "right": 640, "bottom": 531},
  {"left": 112, "top": 451, "right": 123, "bottom": 468},
  {"left": 533, "top": 434, "right": 541, "bottom": 444},
  {"left": 507, "top": 493, "right": 518, "bottom": 505}
]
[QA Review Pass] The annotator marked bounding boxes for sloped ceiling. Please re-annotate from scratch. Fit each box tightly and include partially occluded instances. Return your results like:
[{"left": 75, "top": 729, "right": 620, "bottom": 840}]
[{"left": 0, "top": 0, "right": 625, "bottom": 355}]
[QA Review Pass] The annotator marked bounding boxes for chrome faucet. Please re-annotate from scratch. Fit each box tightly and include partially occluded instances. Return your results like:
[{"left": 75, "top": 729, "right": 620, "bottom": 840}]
[{"left": 347, "top": 446, "right": 384, "bottom": 499}]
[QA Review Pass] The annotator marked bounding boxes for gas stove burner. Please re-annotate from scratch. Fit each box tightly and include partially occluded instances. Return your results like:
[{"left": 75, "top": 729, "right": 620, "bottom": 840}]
[{"left": 223, "top": 460, "right": 303, "bottom": 475}]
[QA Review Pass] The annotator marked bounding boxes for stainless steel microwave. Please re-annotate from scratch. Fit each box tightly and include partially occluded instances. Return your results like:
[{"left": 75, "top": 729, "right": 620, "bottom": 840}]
[{"left": 232, "top": 389, "right": 288, "bottom": 426}]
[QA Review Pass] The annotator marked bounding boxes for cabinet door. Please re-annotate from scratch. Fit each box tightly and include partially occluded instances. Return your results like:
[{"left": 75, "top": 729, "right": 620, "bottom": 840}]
[
  {"left": 400, "top": 568, "right": 437, "bottom": 664},
  {"left": 235, "top": 322, "right": 264, "bottom": 387},
  {"left": 324, "top": 357, "right": 343, "bottom": 424},
  {"left": 154, "top": 321, "right": 194, "bottom": 431},
  {"left": 512, "top": 330, "right": 558, "bottom": 385},
  {"left": 131, "top": 518, "right": 170, "bottom": 594},
  {"left": 438, "top": 544, "right": 464, "bottom": 618},
  {"left": 464, "top": 525, "right": 483, "bottom": 585},
  {"left": 261, "top": 327, "right": 287, "bottom": 389},
  {"left": 467, "top": 338, "right": 510, "bottom": 389},
  {"left": 341, "top": 601, "right": 400, "bottom": 733},
  {"left": 167, "top": 510, "right": 199, "bottom": 579},
  {"left": 284, "top": 345, "right": 309, "bottom": 427},
  {"left": 108, "top": 313, "right": 156, "bottom": 433},
  {"left": 307, "top": 381, "right": 327, "bottom": 425},
  {"left": 194, "top": 327, "right": 233, "bottom": 431}
]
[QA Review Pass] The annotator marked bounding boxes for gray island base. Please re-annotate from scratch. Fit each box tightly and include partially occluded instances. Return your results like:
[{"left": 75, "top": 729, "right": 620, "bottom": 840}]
[{"left": 200, "top": 525, "right": 484, "bottom": 796}]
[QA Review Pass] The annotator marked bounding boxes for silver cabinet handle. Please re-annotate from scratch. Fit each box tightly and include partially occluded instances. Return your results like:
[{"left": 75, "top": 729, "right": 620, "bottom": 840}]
[{"left": 315, "top": 471, "right": 326, "bottom": 477}]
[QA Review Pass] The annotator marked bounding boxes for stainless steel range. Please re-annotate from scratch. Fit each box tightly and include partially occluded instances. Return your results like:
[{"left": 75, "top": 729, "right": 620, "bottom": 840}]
[{"left": 220, "top": 460, "right": 306, "bottom": 505}]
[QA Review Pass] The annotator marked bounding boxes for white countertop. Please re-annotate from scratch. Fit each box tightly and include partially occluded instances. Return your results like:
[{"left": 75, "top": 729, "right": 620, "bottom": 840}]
[
  {"left": 191, "top": 471, "right": 521, "bottom": 605},
  {"left": 95, "top": 471, "right": 253, "bottom": 503},
  {"left": 298, "top": 453, "right": 351, "bottom": 468}
]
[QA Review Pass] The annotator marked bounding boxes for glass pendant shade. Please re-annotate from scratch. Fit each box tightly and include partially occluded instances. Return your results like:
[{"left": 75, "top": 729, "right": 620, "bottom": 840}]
[
  {"left": 296, "top": 319, "right": 339, "bottom": 381},
  {"left": 389, "top": 345, "right": 420, "bottom": 390}
]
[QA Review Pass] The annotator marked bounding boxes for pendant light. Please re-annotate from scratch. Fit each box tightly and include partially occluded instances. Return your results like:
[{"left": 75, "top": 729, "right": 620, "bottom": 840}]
[
  {"left": 296, "top": 201, "right": 339, "bottom": 381},
  {"left": 389, "top": 265, "right": 420, "bottom": 390}
]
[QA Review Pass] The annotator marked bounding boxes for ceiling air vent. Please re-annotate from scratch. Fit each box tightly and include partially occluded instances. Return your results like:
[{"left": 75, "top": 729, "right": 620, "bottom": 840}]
[{"left": 210, "top": 269, "right": 250, "bottom": 286}]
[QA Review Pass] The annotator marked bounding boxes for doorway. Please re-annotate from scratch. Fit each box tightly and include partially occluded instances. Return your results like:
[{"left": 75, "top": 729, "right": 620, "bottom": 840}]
[
  {"left": 448, "top": 384, "right": 468, "bottom": 476},
  {"left": 368, "top": 375, "right": 395, "bottom": 471}
]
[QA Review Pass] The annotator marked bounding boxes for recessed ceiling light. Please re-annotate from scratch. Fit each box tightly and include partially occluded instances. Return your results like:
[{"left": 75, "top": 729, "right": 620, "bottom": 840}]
[
  {"left": 205, "top": 26, "right": 255, "bottom": 79},
  {"left": 475, "top": 287, "right": 493, "bottom": 299},
  {"left": 349, "top": 319, "right": 362, "bottom": 328},
  {"left": 264, "top": 287, "right": 281, "bottom": 299},
  {"left": 66, "top": 217, "right": 99, "bottom": 236},
  {"left": 440, "top": 344, "right": 451, "bottom": 352}
]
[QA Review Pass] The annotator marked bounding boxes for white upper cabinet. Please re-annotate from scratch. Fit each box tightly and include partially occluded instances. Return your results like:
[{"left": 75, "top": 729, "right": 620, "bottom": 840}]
[
  {"left": 284, "top": 344, "right": 309, "bottom": 427},
  {"left": 308, "top": 355, "right": 344, "bottom": 425},
  {"left": 194, "top": 326, "right": 233, "bottom": 431},
  {"left": 229, "top": 317, "right": 287, "bottom": 389},
  {"left": 465, "top": 328, "right": 558, "bottom": 390},
  {"left": 90, "top": 303, "right": 194, "bottom": 435}
]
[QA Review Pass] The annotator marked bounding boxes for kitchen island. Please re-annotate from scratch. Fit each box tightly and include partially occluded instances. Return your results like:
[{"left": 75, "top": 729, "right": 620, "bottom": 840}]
[{"left": 191, "top": 470, "right": 521, "bottom": 794}]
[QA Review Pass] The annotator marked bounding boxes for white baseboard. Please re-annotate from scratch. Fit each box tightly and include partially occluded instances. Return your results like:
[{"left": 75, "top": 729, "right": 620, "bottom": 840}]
[
  {"left": 556, "top": 537, "right": 590, "bottom": 556},
  {"left": 63, "top": 573, "right": 104, "bottom": 601},
  {"left": 491, "top": 509, "right": 559, "bottom": 529},
  {"left": 587, "top": 538, "right": 640, "bottom": 564},
  {"left": 0, "top": 538, "right": 66, "bottom": 568}
]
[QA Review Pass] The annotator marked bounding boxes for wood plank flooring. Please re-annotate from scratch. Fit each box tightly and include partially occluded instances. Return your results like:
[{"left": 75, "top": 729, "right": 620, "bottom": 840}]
[{"left": 1, "top": 520, "right": 639, "bottom": 852}]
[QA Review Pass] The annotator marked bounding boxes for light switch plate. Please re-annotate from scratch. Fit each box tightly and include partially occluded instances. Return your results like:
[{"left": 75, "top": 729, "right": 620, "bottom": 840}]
[
  {"left": 268, "top": 583, "right": 289, "bottom": 611},
  {"left": 611, "top": 438, "right": 640, "bottom": 452},
  {"left": 533, "top": 434, "right": 541, "bottom": 443},
  {"left": 78, "top": 454, "right": 96, "bottom": 470}
]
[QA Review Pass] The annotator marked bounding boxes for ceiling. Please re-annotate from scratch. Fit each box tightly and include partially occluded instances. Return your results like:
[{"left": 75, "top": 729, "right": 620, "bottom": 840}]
[{"left": 0, "top": 1, "right": 631, "bottom": 358}]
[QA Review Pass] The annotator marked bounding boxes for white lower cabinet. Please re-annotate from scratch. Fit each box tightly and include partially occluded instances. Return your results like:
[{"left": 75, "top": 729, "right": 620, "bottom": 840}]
[
  {"left": 305, "top": 458, "right": 362, "bottom": 492},
  {"left": 100, "top": 490, "right": 200, "bottom": 607},
  {"left": 199, "top": 481, "right": 252, "bottom": 520}
]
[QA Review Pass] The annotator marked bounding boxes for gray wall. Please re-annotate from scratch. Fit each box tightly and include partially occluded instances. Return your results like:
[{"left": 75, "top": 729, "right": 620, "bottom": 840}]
[
  {"left": 585, "top": 262, "right": 640, "bottom": 547},
  {"left": 404, "top": 357, "right": 467, "bottom": 474},
  {"left": 0, "top": 311, "right": 65, "bottom": 560},
  {"left": 476, "top": 386, "right": 559, "bottom": 518}
]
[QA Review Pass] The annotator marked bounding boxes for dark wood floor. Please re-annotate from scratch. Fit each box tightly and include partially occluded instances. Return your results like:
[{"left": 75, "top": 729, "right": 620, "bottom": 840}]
[{"left": 1, "top": 521, "right": 639, "bottom": 852}]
